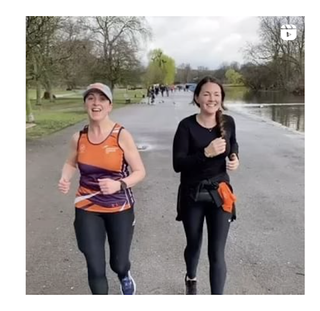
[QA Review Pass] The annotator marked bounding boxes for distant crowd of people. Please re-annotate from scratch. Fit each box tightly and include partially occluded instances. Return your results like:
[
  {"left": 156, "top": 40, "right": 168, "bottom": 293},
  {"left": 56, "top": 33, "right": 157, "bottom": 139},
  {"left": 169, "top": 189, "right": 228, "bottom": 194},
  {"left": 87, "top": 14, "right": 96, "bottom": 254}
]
[{"left": 146, "top": 84, "right": 192, "bottom": 104}]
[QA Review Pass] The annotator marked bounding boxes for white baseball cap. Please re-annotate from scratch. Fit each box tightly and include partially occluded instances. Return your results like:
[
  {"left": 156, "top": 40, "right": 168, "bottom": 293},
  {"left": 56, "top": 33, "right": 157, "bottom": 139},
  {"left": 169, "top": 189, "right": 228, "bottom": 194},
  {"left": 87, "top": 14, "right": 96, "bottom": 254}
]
[{"left": 83, "top": 83, "right": 113, "bottom": 102}]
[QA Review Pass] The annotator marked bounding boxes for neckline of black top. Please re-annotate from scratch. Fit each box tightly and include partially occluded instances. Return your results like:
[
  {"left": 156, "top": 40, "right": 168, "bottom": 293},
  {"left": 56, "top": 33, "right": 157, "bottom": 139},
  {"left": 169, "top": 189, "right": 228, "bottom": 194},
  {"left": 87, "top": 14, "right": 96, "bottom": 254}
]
[{"left": 194, "top": 114, "right": 217, "bottom": 132}]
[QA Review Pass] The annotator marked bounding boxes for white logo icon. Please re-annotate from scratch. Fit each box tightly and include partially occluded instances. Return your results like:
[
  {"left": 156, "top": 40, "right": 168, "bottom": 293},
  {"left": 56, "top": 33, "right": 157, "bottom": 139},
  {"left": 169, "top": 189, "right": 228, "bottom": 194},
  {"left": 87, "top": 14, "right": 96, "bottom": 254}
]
[
  {"left": 103, "top": 145, "right": 117, "bottom": 154},
  {"left": 281, "top": 24, "right": 297, "bottom": 40}
]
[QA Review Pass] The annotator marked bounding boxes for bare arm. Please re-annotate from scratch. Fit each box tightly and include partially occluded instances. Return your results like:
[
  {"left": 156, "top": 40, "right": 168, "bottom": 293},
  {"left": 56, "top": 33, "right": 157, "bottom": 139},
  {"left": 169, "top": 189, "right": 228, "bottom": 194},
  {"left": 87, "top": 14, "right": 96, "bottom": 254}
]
[
  {"left": 118, "top": 129, "right": 146, "bottom": 187},
  {"left": 60, "top": 132, "right": 79, "bottom": 182}
]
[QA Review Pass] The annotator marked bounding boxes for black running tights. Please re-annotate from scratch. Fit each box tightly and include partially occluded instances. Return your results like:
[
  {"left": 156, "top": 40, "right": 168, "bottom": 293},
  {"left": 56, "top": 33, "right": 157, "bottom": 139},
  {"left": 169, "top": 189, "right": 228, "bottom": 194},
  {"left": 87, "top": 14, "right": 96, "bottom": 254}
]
[
  {"left": 74, "top": 207, "right": 134, "bottom": 294},
  {"left": 182, "top": 200, "right": 231, "bottom": 294}
]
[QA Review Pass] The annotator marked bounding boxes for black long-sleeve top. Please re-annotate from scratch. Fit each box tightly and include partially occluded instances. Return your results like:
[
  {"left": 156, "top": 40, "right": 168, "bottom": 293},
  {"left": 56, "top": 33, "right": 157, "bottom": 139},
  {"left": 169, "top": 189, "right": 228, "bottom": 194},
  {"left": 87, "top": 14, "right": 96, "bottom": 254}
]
[{"left": 172, "top": 113, "right": 239, "bottom": 185}]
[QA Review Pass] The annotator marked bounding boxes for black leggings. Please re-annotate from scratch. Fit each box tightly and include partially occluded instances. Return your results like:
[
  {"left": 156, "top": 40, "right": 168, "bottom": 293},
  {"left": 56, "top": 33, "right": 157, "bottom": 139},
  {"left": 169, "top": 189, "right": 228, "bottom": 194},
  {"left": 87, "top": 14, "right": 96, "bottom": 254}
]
[
  {"left": 182, "top": 200, "right": 231, "bottom": 294},
  {"left": 74, "top": 207, "right": 135, "bottom": 294}
]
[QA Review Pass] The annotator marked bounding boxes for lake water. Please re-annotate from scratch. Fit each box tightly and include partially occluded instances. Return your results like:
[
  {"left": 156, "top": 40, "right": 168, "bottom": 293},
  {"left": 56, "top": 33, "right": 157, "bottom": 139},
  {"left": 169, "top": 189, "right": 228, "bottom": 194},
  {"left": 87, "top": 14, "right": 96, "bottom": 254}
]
[{"left": 224, "top": 87, "right": 305, "bottom": 132}]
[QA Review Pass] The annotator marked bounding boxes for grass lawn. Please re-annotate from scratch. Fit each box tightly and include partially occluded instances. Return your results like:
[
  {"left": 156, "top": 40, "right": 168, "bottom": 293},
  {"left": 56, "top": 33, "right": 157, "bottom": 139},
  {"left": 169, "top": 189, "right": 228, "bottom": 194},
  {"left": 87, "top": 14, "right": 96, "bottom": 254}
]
[
  {"left": 28, "top": 88, "right": 82, "bottom": 100},
  {"left": 26, "top": 96, "right": 126, "bottom": 140},
  {"left": 29, "top": 88, "right": 147, "bottom": 102},
  {"left": 223, "top": 84, "right": 246, "bottom": 87},
  {"left": 113, "top": 88, "right": 147, "bottom": 104},
  {"left": 26, "top": 88, "right": 147, "bottom": 140}
]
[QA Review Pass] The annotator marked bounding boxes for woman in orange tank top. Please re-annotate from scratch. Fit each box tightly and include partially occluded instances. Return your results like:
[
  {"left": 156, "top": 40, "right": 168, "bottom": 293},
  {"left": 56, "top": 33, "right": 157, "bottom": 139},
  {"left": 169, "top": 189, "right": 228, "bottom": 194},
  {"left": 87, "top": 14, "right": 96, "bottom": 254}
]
[{"left": 58, "top": 83, "right": 146, "bottom": 295}]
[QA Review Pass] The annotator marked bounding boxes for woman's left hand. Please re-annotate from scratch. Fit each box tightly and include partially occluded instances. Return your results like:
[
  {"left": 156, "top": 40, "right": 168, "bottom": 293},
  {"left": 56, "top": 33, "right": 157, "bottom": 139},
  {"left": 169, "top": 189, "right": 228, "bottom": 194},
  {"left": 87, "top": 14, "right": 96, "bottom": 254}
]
[
  {"left": 227, "top": 154, "right": 239, "bottom": 171},
  {"left": 98, "top": 178, "right": 121, "bottom": 195}
]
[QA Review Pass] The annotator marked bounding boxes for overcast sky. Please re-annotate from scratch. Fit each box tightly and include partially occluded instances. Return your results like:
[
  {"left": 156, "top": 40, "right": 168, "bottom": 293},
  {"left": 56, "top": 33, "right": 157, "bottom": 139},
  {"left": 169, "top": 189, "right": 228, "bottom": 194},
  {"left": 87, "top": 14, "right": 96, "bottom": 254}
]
[{"left": 142, "top": 16, "right": 261, "bottom": 70}]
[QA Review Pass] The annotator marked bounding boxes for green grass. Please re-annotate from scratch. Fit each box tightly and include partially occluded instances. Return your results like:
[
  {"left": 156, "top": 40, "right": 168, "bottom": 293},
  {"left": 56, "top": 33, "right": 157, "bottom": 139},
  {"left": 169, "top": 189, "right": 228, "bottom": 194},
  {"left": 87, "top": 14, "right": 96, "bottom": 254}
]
[
  {"left": 26, "top": 97, "right": 126, "bottom": 140},
  {"left": 223, "top": 84, "right": 246, "bottom": 87},
  {"left": 26, "top": 88, "right": 145, "bottom": 140},
  {"left": 29, "top": 88, "right": 148, "bottom": 103},
  {"left": 26, "top": 110, "right": 87, "bottom": 139},
  {"left": 113, "top": 88, "right": 147, "bottom": 104},
  {"left": 28, "top": 88, "right": 82, "bottom": 100}
]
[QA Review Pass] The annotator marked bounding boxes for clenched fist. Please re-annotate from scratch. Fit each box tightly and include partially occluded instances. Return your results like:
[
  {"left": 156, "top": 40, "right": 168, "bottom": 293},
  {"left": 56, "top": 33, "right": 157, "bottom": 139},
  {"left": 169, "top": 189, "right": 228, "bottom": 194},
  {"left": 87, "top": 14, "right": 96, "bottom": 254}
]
[
  {"left": 98, "top": 178, "right": 121, "bottom": 195},
  {"left": 58, "top": 177, "right": 71, "bottom": 194},
  {"left": 227, "top": 153, "right": 239, "bottom": 171},
  {"left": 204, "top": 138, "right": 226, "bottom": 157}
]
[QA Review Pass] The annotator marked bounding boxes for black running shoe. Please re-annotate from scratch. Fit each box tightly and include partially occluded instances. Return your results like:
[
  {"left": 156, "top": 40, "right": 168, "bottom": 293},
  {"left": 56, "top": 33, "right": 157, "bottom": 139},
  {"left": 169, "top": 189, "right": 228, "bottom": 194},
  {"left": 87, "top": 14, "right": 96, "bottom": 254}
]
[{"left": 185, "top": 275, "right": 197, "bottom": 295}]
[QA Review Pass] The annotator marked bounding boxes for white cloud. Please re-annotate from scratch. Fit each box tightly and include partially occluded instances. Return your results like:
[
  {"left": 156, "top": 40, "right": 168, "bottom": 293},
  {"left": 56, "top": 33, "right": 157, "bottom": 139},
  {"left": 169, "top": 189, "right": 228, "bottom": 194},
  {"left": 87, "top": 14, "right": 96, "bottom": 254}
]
[{"left": 142, "top": 16, "right": 260, "bottom": 69}]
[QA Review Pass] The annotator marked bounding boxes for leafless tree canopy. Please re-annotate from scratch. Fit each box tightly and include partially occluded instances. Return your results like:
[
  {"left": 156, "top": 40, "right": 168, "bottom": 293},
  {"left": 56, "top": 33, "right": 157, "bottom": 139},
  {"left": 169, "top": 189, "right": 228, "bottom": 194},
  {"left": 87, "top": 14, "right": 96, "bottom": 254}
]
[
  {"left": 242, "top": 16, "right": 304, "bottom": 93},
  {"left": 26, "top": 16, "right": 152, "bottom": 94}
]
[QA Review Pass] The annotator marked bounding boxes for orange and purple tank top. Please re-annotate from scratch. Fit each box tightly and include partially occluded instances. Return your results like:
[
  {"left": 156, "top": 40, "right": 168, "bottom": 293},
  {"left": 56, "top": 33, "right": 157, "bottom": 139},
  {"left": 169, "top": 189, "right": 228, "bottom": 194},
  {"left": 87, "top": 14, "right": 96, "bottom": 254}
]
[{"left": 74, "top": 124, "right": 135, "bottom": 213}]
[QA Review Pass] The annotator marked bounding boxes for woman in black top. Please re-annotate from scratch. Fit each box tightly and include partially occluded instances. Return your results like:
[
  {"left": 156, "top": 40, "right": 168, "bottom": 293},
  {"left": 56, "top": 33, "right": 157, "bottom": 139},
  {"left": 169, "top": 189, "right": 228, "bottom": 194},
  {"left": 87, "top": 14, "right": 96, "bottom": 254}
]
[{"left": 172, "top": 76, "right": 239, "bottom": 295}]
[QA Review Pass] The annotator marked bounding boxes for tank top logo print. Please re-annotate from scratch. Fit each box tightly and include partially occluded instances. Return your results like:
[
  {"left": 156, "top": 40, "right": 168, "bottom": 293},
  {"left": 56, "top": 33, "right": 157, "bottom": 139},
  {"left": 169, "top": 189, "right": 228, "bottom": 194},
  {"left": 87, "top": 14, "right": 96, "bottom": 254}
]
[
  {"left": 102, "top": 144, "right": 118, "bottom": 154},
  {"left": 79, "top": 144, "right": 86, "bottom": 153}
]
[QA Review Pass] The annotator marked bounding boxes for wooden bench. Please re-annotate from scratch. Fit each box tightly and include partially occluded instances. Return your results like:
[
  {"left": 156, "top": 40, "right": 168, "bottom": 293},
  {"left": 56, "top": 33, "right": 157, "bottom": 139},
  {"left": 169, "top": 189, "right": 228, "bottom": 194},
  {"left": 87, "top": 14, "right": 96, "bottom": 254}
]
[{"left": 124, "top": 93, "right": 131, "bottom": 104}]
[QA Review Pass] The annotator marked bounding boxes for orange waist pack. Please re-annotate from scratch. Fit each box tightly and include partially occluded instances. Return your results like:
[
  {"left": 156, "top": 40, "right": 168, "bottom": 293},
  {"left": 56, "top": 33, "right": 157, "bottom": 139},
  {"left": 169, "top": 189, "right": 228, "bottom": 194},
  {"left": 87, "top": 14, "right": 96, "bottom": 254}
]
[{"left": 217, "top": 182, "right": 237, "bottom": 213}]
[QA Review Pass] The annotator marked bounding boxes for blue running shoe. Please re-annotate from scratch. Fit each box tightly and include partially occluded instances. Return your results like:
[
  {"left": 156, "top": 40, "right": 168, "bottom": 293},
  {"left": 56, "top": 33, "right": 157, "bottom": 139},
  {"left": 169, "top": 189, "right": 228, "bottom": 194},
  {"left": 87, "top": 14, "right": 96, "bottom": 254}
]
[{"left": 120, "top": 271, "right": 136, "bottom": 295}]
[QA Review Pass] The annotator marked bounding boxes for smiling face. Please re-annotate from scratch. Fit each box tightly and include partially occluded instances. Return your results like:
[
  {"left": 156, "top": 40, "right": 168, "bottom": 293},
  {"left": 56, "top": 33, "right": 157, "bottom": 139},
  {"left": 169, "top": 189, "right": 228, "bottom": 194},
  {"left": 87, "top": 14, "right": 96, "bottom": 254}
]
[
  {"left": 195, "top": 82, "right": 222, "bottom": 115},
  {"left": 84, "top": 90, "right": 112, "bottom": 122}
]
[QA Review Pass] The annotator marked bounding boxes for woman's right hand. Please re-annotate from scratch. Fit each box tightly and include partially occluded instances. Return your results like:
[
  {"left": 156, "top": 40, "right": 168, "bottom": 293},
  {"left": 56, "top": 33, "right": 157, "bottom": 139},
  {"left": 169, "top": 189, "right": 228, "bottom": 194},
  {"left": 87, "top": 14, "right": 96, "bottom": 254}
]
[
  {"left": 58, "top": 177, "right": 71, "bottom": 194},
  {"left": 204, "top": 138, "right": 226, "bottom": 157}
]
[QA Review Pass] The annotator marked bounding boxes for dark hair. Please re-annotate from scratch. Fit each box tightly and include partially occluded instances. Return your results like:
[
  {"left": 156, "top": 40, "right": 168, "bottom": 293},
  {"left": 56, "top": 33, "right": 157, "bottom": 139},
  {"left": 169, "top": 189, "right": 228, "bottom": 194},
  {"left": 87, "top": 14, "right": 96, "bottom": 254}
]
[{"left": 193, "top": 76, "right": 227, "bottom": 138}]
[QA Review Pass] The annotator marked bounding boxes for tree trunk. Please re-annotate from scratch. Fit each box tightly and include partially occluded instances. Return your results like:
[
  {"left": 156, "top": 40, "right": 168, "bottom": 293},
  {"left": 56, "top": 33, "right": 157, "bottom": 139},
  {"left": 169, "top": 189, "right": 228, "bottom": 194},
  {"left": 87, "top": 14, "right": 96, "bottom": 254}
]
[
  {"left": 32, "top": 54, "right": 42, "bottom": 106},
  {"left": 36, "top": 80, "right": 42, "bottom": 105},
  {"left": 48, "top": 83, "right": 54, "bottom": 102},
  {"left": 26, "top": 84, "right": 35, "bottom": 123},
  {"left": 110, "top": 80, "right": 115, "bottom": 91},
  {"left": 44, "top": 72, "right": 55, "bottom": 102}
]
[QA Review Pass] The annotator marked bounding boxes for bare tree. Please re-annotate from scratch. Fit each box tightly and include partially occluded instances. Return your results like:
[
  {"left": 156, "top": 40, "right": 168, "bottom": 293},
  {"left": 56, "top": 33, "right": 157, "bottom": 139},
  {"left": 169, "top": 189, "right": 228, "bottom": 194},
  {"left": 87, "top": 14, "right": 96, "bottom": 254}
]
[
  {"left": 26, "top": 16, "right": 62, "bottom": 107},
  {"left": 178, "top": 63, "right": 192, "bottom": 83},
  {"left": 84, "top": 16, "right": 151, "bottom": 90},
  {"left": 243, "top": 16, "right": 304, "bottom": 93},
  {"left": 26, "top": 17, "right": 56, "bottom": 121},
  {"left": 52, "top": 17, "right": 96, "bottom": 89}
]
